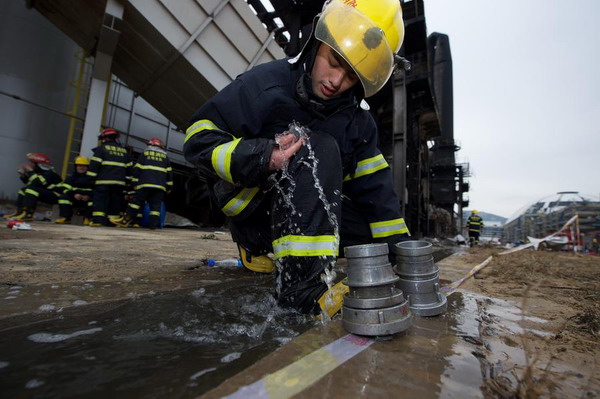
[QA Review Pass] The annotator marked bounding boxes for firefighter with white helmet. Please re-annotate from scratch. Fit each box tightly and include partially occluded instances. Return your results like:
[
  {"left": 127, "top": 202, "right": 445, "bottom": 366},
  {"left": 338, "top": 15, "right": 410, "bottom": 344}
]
[{"left": 183, "top": 0, "right": 409, "bottom": 317}]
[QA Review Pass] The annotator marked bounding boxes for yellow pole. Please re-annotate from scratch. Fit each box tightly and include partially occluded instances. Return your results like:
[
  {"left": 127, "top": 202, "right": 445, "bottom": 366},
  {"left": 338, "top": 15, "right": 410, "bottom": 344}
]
[{"left": 61, "top": 52, "right": 86, "bottom": 178}]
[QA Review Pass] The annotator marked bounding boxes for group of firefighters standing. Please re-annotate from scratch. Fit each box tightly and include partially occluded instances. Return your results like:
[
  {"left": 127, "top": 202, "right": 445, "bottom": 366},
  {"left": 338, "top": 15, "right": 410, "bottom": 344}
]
[{"left": 3, "top": 128, "right": 173, "bottom": 230}]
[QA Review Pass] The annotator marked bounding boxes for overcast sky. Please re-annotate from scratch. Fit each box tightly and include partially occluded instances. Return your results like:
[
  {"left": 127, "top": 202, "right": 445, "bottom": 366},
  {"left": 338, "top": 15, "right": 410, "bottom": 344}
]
[{"left": 423, "top": 0, "right": 600, "bottom": 218}]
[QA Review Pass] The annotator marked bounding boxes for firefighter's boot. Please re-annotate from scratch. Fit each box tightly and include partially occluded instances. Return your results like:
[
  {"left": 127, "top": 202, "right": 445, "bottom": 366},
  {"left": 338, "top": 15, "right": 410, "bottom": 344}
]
[
  {"left": 83, "top": 217, "right": 91, "bottom": 226},
  {"left": 238, "top": 245, "right": 275, "bottom": 273},
  {"left": 3, "top": 209, "right": 23, "bottom": 219},
  {"left": 317, "top": 280, "right": 349, "bottom": 319},
  {"left": 54, "top": 217, "right": 71, "bottom": 224},
  {"left": 14, "top": 209, "right": 34, "bottom": 221},
  {"left": 110, "top": 215, "right": 133, "bottom": 228}
]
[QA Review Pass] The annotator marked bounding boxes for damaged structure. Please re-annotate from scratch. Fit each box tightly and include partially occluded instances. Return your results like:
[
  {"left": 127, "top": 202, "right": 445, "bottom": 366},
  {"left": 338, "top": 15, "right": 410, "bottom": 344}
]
[
  {"left": 503, "top": 191, "right": 600, "bottom": 248},
  {"left": 1, "top": 0, "right": 469, "bottom": 235}
]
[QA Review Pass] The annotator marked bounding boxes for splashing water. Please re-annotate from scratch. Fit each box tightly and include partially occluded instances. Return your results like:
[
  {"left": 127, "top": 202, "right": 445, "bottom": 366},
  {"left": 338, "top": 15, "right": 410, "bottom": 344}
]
[{"left": 270, "top": 121, "right": 342, "bottom": 319}]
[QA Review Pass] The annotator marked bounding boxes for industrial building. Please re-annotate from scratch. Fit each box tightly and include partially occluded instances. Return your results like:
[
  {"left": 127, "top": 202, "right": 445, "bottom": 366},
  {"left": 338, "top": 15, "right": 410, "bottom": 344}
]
[
  {"left": 1, "top": 0, "right": 468, "bottom": 235},
  {"left": 503, "top": 191, "right": 600, "bottom": 248}
]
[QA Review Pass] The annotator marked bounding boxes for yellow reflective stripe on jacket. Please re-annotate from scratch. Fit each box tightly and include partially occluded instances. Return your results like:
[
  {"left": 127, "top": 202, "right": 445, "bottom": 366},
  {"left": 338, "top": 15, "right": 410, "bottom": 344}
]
[
  {"left": 87, "top": 171, "right": 98, "bottom": 177},
  {"left": 25, "top": 188, "right": 40, "bottom": 197},
  {"left": 135, "top": 164, "right": 169, "bottom": 173},
  {"left": 344, "top": 154, "right": 389, "bottom": 182},
  {"left": 95, "top": 180, "right": 126, "bottom": 186},
  {"left": 222, "top": 187, "right": 259, "bottom": 217},
  {"left": 369, "top": 218, "right": 409, "bottom": 238},
  {"left": 91, "top": 156, "right": 103, "bottom": 163},
  {"left": 212, "top": 138, "right": 241, "bottom": 184},
  {"left": 102, "top": 160, "right": 128, "bottom": 167},
  {"left": 135, "top": 184, "right": 166, "bottom": 191},
  {"left": 272, "top": 235, "right": 338, "bottom": 259},
  {"left": 129, "top": 203, "right": 141, "bottom": 210},
  {"left": 185, "top": 119, "right": 224, "bottom": 143},
  {"left": 61, "top": 183, "right": 73, "bottom": 191},
  {"left": 59, "top": 199, "right": 72, "bottom": 205},
  {"left": 149, "top": 211, "right": 161, "bottom": 216},
  {"left": 31, "top": 173, "right": 47, "bottom": 185}
]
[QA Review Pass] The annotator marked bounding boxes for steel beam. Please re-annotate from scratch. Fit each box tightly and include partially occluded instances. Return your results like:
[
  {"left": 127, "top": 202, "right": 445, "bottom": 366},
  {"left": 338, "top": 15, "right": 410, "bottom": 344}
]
[{"left": 80, "top": 0, "right": 124, "bottom": 157}]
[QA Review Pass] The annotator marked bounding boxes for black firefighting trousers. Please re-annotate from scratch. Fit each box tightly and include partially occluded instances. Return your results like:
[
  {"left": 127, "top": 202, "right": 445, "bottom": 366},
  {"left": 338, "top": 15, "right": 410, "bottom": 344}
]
[
  {"left": 23, "top": 186, "right": 59, "bottom": 211},
  {"left": 469, "top": 231, "right": 480, "bottom": 246},
  {"left": 92, "top": 185, "right": 124, "bottom": 225},
  {"left": 59, "top": 193, "right": 91, "bottom": 219},
  {"left": 126, "top": 188, "right": 164, "bottom": 228},
  {"left": 230, "top": 132, "right": 377, "bottom": 314}
]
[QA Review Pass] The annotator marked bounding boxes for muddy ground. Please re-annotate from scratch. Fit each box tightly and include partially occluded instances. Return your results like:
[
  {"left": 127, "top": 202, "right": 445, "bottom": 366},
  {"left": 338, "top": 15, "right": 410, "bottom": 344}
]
[
  {"left": 1, "top": 221, "right": 599, "bottom": 397},
  {"left": 0, "top": 222, "right": 242, "bottom": 321},
  {"left": 441, "top": 247, "right": 600, "bottom": 397}
]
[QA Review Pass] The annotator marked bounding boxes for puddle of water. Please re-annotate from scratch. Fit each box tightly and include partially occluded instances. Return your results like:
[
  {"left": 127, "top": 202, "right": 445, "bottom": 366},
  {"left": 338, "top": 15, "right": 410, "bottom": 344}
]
[{"left": 0, "top": 282, "right": 312, "bottom": 399}]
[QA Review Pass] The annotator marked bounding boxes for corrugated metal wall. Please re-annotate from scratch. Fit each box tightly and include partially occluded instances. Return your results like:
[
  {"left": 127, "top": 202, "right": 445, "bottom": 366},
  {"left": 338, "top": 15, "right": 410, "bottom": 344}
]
[{"left": 0, "top": 0, "right": 78, "bottom": 199}]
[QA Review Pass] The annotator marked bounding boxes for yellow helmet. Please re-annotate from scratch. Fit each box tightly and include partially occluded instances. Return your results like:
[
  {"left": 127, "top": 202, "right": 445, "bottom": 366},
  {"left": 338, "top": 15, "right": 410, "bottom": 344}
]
[
  {"left": 74, "top": 156, "right": 90, "bottom": 166},
  {"left": 472, "top": 210, "right": 479, "bottom": 214},
  {"left": 315, "top": 0, "right": 404, "bottom": 98}
]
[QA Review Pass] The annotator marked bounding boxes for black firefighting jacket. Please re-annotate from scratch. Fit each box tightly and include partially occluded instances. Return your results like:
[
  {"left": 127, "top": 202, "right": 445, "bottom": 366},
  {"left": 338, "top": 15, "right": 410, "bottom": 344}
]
[
  {"left": 184, "top": 57, "right": 409, "bottom": 241},
  {"left": 467, "top": 215, "right": 484, "bottom": 233},
  {"left": 61, "top": 171, "right": 93, "bottom": 196},
  {"left": 131, "top": 145, "right": 173, "bottom": 192},
  {"left": 87, "top": 141, "right": 131, "bottom": 186},
  {"left": 22, "top": 165, "right": 62, "bottom": 191}
]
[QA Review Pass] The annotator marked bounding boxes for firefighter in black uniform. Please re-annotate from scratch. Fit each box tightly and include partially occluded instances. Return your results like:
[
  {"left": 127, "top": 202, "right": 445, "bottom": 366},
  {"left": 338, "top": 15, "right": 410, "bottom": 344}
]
[
  {"left": 183, "top": 0, "right": 410, "bottom": 317},
  {"left": 86, "top": 128, "right": 132, "bottom": 227},
  {"left": 9, "top": 153, "right": 62, "bottom": 221},
  {"left": 466, "top": 210, "right": 484, "bottom": 247},
  {"left": 111, "top": 138, "right": 173, "bottom": 229},
  {"left": 3, "top": 163, "right": 33, "bottom": 220},
  {"left": 55, "top": 156, "right": 94, "bottom": 225}
]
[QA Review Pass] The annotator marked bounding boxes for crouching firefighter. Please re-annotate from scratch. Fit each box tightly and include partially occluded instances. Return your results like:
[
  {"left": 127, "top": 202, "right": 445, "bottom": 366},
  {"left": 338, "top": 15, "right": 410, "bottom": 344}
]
[
  {"left": 55, "top": 156, "right": 93, "bottom": 224},
  {"left": 183, "top": 0, "right": 410, "bottom": 317},
  {"left": 10, "top": 153, "right": 62, "bottom": 221},
  {"left": 111, "top": 138, "right": 173, "bottom": 229},
  {"left": 87, "top": 128, "right": 132, "bottom": 226}
]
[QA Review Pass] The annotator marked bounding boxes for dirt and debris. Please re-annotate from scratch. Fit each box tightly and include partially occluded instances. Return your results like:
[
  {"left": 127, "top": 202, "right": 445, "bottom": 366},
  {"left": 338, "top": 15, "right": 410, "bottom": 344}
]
[{"left": 439, "top": 247, "right": 600, "bottom": 398}]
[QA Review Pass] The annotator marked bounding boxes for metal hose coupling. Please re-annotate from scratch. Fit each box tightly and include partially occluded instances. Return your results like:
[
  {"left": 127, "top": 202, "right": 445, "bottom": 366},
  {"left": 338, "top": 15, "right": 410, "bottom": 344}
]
[
  {"left": 393, "top": 240, "right": 447, "bottom": 317},
  {"left": 342, "top": 243, "right": 412, "bottom": 337}
]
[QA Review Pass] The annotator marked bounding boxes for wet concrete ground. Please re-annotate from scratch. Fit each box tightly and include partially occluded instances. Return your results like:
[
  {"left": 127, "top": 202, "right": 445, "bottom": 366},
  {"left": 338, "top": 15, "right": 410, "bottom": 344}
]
[
  {"left": 200, "top": 290, "right": 594, "bottom": 399},
  {"left": 1, "top": 223, "right": 598, "bottom": 398}
]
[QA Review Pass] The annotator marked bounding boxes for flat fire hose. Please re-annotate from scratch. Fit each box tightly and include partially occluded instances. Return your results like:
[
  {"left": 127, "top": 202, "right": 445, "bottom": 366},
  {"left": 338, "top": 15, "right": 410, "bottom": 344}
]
[{"left": 222, "top": 334, "right": 373, "bottom": 399}]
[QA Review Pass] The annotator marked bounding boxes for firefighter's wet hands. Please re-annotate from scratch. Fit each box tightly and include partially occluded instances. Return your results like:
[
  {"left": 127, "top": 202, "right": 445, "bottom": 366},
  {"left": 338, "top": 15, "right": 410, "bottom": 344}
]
[{"left": 268, "top": 132, "right": 305, "bottom": 171}]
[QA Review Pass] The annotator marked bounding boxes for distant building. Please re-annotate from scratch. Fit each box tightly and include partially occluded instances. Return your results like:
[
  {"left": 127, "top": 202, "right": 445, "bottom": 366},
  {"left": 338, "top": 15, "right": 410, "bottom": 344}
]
[
  {"left": 503, "top": 191, "right": 600, "bottom": 247},
  {"left": 462, "top": 210, "right": 507, "bottom": 243}
]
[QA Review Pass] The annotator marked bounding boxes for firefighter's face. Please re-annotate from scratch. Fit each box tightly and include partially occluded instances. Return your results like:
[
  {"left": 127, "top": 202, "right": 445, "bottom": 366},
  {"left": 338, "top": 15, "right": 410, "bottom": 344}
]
[
  {"left": 76, "top": 164, "right": 88, "bottom": 174},
  {"left": 311, "top": 43, "right": 359, "bottom": 100}
]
